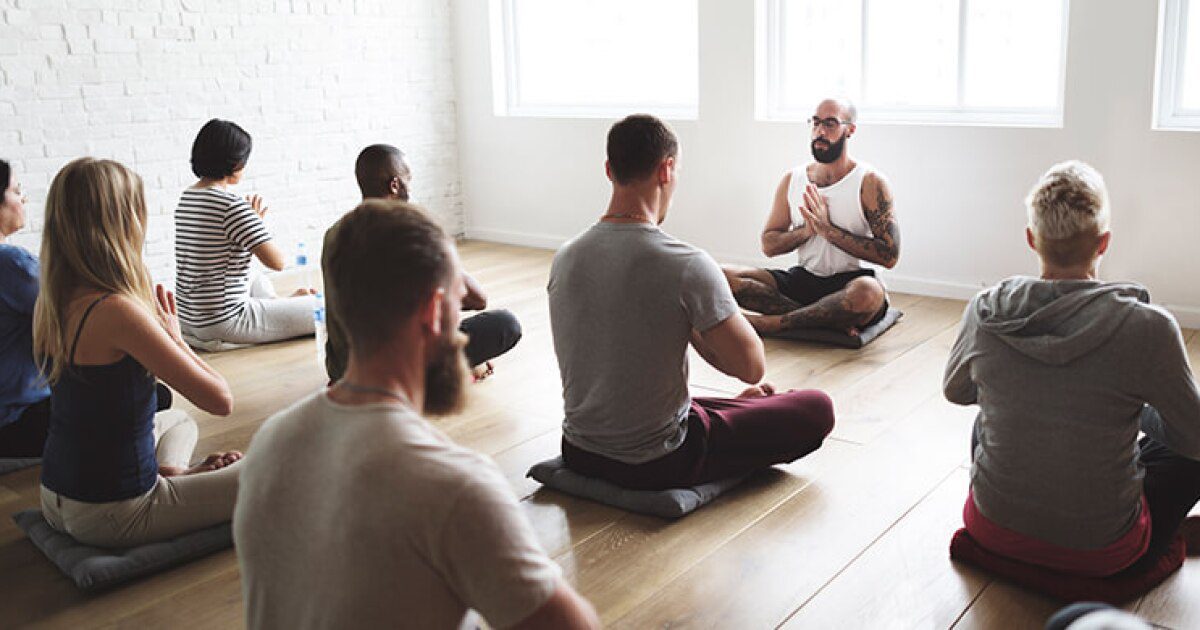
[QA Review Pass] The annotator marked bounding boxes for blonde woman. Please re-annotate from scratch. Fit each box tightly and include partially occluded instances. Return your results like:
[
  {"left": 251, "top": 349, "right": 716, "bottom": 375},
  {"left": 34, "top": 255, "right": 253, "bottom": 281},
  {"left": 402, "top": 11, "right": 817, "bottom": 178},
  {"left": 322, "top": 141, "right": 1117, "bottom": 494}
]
[
  {"left": 34, "top": 158, "right": 242, "bottom": 548},
  {"left": 0, "top": 159, "right": 173, "bottom": 458}
]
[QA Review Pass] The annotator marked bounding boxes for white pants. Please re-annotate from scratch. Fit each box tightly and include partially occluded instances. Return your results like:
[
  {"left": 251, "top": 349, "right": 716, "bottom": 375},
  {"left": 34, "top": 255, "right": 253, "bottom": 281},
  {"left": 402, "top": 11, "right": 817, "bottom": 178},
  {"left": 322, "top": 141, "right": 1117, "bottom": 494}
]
[
  {"left": 182, "top": 273, "right": 315, "bottom": 347},
  {"left": 40, "top": 410, "right": 241, "bottom": 548}
]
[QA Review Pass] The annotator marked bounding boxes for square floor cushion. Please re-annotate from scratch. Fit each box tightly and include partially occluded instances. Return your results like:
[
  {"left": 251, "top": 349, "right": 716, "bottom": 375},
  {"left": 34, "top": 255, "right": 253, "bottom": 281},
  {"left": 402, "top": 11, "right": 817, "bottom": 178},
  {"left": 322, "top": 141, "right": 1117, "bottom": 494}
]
[
  {"left": 12, "top": 509, "right": 233, "bottom": 590},
  {"left": 0, "top": 458, "right": 40, "bottom": 475},
  {"left": 527, "top": 456, "right": 746, "bottom": 519},
  {"left": 763, "top": 307, "right": 903, "bottom": 349},
  {"left": 949, "top": 528, "right": 1186, "bottom": 605},
  {"left": 182, "top": 333, "right": 253, "bottom": 353}
]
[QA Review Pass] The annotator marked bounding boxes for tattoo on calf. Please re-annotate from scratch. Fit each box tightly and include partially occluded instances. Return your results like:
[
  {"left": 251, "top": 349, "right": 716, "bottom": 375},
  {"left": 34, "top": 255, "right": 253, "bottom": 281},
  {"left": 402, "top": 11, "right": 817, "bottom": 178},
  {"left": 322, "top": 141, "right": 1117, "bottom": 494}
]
[
  {"left": 780, "top": 289, "right": 864, "bottom": 332},
  {"left": 734, "top": 279, "right": 802, "bottom": 315}
]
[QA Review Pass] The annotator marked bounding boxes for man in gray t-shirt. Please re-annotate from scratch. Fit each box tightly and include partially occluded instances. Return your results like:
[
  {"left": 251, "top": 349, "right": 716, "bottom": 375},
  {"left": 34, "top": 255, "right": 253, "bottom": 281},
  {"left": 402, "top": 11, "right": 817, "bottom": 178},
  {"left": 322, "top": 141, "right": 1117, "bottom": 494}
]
[{"left": 548, "top": 115, "right": 836, "bottom": 490}]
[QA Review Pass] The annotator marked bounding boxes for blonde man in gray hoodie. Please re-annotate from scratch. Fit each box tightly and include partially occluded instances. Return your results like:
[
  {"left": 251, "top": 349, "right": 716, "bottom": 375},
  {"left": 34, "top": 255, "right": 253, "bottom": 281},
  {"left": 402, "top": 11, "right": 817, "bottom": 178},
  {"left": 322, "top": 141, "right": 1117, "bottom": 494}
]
[{"left": 944, "top": 161, "right": 1200, "bottom": 577}]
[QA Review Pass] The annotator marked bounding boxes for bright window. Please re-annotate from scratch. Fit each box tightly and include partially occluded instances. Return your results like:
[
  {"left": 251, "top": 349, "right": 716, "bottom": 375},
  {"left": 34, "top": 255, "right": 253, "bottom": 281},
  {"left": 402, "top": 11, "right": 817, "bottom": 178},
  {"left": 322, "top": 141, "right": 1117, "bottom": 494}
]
[
  {"left": 1155, "top": 0, "right": 1200, "bottom": 130},
  {"left": 490, "top": 0, "right": 699, "bottom": 119},
  {"left": 758, "top": 0, "right": 1070, "bottom": 126}
]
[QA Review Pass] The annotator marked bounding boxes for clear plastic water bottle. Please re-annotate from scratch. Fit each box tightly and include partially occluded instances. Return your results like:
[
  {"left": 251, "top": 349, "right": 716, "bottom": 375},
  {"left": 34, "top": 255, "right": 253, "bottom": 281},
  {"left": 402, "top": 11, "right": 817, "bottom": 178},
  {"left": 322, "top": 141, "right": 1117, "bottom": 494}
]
[
  {"left": 295, "top": 240, "right": 311, "bottom": 287},
  {"left": 313, "top": 291, "right": 327, "bottom": 366}
]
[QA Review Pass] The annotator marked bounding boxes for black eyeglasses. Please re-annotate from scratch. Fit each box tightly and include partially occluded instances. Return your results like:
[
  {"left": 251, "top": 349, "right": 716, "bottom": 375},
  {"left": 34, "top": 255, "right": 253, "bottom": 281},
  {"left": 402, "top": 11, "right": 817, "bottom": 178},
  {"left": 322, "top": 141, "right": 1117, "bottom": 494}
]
[{"left": 810, "top": 116, "right": 852, "bottom": 131}]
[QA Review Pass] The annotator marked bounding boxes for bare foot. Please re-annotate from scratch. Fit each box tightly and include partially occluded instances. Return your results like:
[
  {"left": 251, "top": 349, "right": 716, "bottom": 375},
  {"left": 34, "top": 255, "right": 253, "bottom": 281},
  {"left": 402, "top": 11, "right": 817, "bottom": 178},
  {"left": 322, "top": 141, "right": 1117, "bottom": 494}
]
[
  {"left": 472, "top": 361, "right": 495, "bottom": 383},
  {"left": 292, "top": 288, "right": 317, "bottom": 297},
  {"left": 1183, "top": 516, "right": 1200, "bottom": 556},
  {"left": 745, "top": 313, "right": 783, "bottom": 334},
  {"left": 737, "top": 382, "right": 776, "bottom": 399},
  {"left": 165, "top": 451, "right": 243, "bottom": 476},
  {"left": 158, "top": 465, "right": 188, "bottom": 477}
]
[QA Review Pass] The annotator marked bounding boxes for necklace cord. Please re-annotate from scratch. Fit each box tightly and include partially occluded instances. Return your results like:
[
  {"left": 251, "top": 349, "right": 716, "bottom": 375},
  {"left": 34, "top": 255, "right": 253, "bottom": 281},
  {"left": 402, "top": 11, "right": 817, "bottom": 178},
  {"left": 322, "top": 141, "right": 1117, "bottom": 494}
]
[{"left": 336, "top": 381, "right": 412, "bottom": 406}]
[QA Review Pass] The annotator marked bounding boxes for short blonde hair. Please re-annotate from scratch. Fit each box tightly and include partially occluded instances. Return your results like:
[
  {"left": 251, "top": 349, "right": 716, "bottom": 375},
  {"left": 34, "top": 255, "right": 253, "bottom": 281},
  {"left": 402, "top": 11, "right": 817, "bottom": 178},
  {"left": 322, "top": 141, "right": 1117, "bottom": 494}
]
[
  {"left": 1027, "top": 160, "right": 1109, "bottom": 239},
  {"left": 1026, "top": 161, "right": 1110, "bottom": 267}
]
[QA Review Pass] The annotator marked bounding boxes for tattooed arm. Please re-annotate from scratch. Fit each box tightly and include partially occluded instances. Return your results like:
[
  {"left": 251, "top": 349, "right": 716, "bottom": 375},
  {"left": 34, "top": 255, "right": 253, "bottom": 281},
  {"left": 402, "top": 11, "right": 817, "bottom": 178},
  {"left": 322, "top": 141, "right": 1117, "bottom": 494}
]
[
  {"left": 761, "top": 172, "right": 816, "bottom": 257},
  {"left": 800, "top": 173, "right": 900, "bottom": 268}
]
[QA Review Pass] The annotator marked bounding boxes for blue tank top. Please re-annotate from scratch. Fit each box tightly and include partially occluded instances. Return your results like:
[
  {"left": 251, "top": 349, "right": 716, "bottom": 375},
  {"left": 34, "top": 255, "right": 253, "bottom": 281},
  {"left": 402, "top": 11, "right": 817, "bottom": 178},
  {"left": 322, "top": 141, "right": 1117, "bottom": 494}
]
[{"left": 41, "top": 295, "right": 160, "bottom": 503}]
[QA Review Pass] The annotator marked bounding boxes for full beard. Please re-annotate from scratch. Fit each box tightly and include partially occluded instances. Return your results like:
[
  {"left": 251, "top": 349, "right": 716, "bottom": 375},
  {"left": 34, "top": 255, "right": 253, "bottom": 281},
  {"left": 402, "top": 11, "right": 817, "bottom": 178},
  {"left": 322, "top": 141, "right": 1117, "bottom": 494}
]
[
  {"left": 423, "top": 329, "right": 470, "bottom": 416},
  {"left": 811, "top": 136, "right": 846, "bottom": 164}
]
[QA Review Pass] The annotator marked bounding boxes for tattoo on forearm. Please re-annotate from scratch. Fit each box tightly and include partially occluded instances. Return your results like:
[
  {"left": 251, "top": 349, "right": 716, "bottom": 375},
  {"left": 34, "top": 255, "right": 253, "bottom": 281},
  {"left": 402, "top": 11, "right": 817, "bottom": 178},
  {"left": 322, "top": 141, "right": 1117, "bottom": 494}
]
[
  {"left": 825, "top": 181, "right": 900, "bottom": 267},
  {"left": 763, "top": 227, "right": 810, "bottom": 255},
  {"left": 734, "top": 279, "right": 802, "bottom": 315},
  {"left": 865, "top": 184, "right": 900, "bottom": 265}
]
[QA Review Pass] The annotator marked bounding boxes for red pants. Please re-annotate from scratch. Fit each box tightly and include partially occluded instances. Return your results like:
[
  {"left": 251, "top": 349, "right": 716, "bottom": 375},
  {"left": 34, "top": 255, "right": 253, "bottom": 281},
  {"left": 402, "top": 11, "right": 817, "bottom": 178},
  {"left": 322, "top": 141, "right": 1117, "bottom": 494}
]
[{"left": 562, "top": 390, "right": 835, "bottom": 490}]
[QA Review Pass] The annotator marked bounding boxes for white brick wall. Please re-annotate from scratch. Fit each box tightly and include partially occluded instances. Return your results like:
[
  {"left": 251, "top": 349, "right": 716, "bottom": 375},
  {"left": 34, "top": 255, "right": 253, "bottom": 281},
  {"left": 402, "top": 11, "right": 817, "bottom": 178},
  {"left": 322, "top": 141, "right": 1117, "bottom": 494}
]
[{"left": 0, "top": 0, "right": 463, "bottom": 282}]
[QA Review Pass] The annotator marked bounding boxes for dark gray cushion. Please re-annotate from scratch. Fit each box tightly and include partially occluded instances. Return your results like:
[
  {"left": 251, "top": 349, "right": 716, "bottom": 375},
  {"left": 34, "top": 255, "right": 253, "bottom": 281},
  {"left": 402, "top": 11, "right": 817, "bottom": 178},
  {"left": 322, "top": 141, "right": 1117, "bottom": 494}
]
[
  {"left": 0, "top": 458, "right": 40, "bottom": 475},
  {"left": 764, "top": 307, "right": 903, "bottom": 348},
  {"left": 527, "top": 456, "right": 746, "bottom": 519},
  {"left": 181, "top": 333, "right": 251, "bottom": 353},
  {"left": 12, "top": 509, "right": 233, "bottom": 590}
]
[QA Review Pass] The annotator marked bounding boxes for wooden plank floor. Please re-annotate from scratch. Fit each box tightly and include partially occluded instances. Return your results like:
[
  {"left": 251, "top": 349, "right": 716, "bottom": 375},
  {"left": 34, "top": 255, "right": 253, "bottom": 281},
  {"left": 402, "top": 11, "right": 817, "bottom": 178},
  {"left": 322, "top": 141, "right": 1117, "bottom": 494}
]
[{"left": 0, "top": 240, "right": 1196, "bottom": 629}]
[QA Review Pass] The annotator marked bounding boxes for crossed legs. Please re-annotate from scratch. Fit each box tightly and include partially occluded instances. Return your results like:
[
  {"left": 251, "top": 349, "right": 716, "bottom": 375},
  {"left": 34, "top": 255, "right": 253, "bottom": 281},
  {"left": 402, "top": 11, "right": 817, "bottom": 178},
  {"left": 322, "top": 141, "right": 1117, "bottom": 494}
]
[
  {"left": 561, "top": 389, "right": 835, "bottom": 490},
  {"left": 722, "top": 265, "right": 887, "bottom": 336},
  {"left": 40, "top": 410, "right": 243, "bottom": 547}
]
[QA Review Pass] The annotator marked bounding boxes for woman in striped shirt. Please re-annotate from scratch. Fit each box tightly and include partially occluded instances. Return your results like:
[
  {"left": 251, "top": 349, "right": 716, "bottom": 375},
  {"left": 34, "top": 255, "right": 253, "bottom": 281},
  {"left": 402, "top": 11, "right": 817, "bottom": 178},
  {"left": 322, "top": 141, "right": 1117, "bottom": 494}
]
[{"left": 174, "top": 119, "right": 315, "bottom": 350}]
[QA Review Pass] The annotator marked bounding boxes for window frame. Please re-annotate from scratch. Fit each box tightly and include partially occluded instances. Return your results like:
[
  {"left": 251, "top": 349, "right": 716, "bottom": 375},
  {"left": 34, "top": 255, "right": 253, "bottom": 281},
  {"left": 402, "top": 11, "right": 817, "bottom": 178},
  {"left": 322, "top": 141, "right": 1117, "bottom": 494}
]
[
  {"left": 755, "top": 0, "right": 1071, "bottom": 128},
  {"left": 488, "top": 0, "right": 700, "bottom": 120},
  {"left": 1155, "top": 0, "right": 1200, "bottom": 131}
]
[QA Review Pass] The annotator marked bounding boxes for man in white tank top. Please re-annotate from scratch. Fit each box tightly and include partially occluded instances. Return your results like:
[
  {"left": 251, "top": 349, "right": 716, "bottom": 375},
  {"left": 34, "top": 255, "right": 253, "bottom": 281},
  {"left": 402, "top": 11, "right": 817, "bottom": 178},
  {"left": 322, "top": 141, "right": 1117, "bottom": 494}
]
[{"left": 723, "top": 98, "right": 900, "bottom": 337}]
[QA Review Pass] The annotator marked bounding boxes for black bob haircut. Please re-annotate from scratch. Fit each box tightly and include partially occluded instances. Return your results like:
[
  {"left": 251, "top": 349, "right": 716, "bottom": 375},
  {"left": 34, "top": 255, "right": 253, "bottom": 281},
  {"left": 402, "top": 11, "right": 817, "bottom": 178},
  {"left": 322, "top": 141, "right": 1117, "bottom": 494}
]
[
  {"left": 190, "top": 119, "right": 253, "bottom": 179},
  {"left": 0, "top": 159, "right": 10, "bottom": 194}
]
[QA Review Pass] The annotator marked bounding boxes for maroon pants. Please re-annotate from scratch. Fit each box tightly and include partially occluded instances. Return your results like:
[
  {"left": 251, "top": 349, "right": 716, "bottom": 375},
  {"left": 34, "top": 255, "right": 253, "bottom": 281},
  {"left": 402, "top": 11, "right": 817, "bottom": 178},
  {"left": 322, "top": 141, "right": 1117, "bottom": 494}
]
[{"left": 561, "top": 390, "right": 835, "bottom": 491}]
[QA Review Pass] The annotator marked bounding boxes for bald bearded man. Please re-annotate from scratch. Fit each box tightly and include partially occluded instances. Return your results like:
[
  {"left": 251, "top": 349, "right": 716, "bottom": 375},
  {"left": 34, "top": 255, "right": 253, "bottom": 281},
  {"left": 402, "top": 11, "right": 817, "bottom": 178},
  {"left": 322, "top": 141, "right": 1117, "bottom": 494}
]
[{"left": 723, "top": 98, "right": 900, "bottom": 337}]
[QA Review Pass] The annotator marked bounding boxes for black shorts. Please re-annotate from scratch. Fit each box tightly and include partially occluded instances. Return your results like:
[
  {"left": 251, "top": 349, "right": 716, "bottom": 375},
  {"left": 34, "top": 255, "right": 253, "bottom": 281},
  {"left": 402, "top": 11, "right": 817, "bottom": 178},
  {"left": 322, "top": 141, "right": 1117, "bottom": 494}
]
[{"left": 766, "top": 266, "right": 889, "bottom": 327}]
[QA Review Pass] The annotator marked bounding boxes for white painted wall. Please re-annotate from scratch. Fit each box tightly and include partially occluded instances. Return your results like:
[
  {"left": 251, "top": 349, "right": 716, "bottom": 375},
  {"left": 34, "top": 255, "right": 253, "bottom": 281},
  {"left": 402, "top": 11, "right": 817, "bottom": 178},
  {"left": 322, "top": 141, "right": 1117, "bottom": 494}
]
[
  {"left": 454, "top": 0, "right": 1200, "bottom": 326},
  {"left": 1, "top": 0, "right": 462, "bottom": 282}
]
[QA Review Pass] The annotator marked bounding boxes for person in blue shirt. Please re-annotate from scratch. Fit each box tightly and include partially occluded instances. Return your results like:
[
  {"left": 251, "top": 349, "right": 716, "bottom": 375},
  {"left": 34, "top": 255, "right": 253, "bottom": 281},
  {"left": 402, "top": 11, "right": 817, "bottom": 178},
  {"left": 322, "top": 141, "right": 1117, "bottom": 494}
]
[{"left": 0, "top": 159, "right": 52, "bottom": 457}]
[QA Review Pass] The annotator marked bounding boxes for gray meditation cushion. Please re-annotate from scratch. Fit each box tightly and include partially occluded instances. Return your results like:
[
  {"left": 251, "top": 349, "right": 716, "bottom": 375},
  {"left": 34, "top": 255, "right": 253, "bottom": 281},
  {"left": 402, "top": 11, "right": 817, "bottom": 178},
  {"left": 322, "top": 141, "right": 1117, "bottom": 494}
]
[
  {"left": 527, "top": 456, "right": 746, "bottom": 519},
  {"left": 181, "top": 333, "right": 252, "bottom": 353},
  {"left": 0, "top": 458, "right": 41, "bottom": 475},
  {"left": 12, "top": 509, "right": 233, "bottom": 590},
  {"left": 764, "top": 307, "right": 903, "bottom": 348}
]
